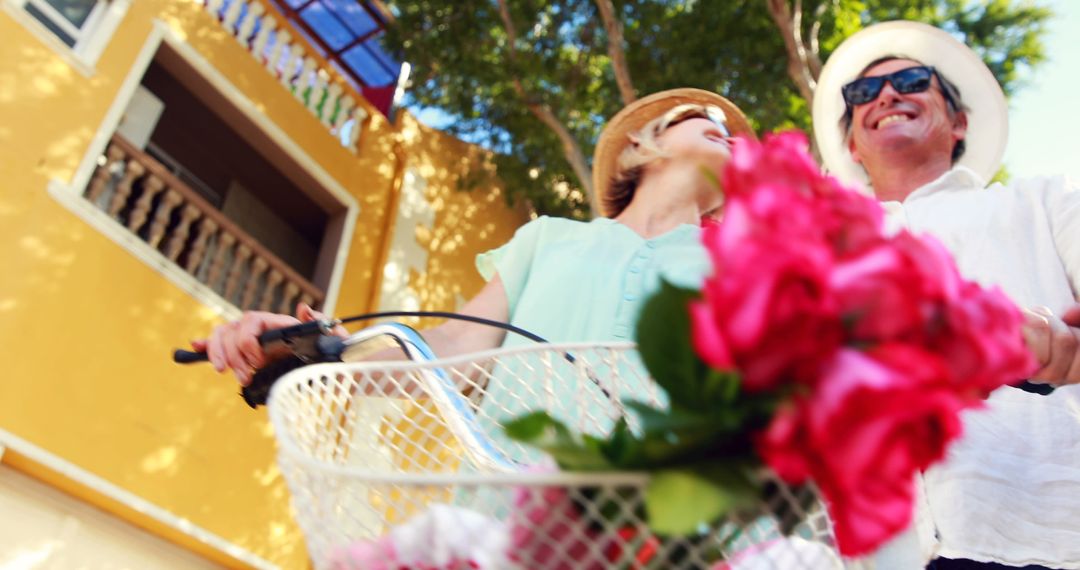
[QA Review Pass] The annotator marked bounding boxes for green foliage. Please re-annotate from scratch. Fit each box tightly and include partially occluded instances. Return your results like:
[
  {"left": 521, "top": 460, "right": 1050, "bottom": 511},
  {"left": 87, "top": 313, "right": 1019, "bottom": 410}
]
[{"left": 385, "top": 0, "right": 1051, "bottom": 216}]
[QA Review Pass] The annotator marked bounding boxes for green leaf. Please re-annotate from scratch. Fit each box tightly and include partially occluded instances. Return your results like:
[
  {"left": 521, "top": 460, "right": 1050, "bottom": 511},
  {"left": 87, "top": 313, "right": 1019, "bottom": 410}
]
[
  {"left": 645, "top": 467, "right": 757, "bottom": 536},
  {"left": 619, "top": 401, "right": 754, "bottom": 467},
  {"left": 635, "top": 280, "right": 709, "bottom": 411},
  {"left": 503, "top": 411, "right": 612, "bottom": 471},
  {"left": 600, "top": 416, "right": 636, "bottom": 465},
  {"left": 698, "top": 368, "right": 744, "bottom": 409}
]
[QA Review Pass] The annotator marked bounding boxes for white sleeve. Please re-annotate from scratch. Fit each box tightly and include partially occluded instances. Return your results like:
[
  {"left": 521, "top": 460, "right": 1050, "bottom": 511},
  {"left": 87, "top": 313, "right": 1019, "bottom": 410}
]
[{"left": 1047, "top": 177, "right": 1080, "bottom": 298}]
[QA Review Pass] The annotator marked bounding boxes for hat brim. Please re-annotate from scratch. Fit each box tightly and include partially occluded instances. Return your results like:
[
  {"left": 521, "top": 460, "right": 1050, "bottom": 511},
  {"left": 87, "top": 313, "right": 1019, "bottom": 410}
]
[
  {"left": 593, "top": 88, "right": 755, "bottom": 217},
  {"left": 812, "top": 21, "right": 1008, "bottom": 189}
]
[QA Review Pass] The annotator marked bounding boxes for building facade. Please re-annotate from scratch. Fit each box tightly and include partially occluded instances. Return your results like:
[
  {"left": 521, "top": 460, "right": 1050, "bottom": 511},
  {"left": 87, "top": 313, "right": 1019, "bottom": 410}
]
[{"left": 0, "top": 1, "right": 528, "bottom": 567}]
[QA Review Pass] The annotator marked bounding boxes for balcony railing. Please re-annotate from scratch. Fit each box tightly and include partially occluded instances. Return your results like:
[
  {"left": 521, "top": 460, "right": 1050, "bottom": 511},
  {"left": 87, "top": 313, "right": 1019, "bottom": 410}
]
[
  {"left": 199, "top": 0, "right": 371, "bottom": 151},
  {"left": 85, "top": 134, "right": 325, "bottom": 312}
]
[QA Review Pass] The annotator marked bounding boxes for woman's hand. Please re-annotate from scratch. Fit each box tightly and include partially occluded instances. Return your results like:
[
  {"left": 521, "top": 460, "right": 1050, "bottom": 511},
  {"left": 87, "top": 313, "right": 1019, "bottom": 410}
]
[{"left": 191, "top": 303, "right": 346, "bottom": 386}]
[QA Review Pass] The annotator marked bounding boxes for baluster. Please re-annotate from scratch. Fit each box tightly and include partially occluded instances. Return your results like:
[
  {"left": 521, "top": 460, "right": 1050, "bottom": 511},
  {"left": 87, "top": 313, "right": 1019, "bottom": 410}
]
[
  {"left": 307, "top": 69, "right": 328, "bottom": 115},
  {"left": 333, "top": 95, "right": 355, "bottom": 135},
  {"left": 278, "top": 281, "right": 300, "bottom": 314},
  {"left": 106, "top": 160, "right": 144, "bottom": 219},
  {"left": 224, "top": 243, "right": 252, "bottom": 300},
  {"left": 320, "top": 83, "right": 342, "bottom": 126},
  {"left": 252, "top": 14, "right": 276, "bottom": 61},
  {"left": 85, "top": 144, "right": 125, "bottom": 203},
  {"left": 241, "top": 257, "right": 269, "bottom": 309},
  {"left": 185, "top": 217, "right": 218, "bottom": 273},
  {"left": 236, "top": 1, "right": 263, "bottom": 46},
  {"left": 222, "top": 0, "right": 243, "bottom": 34},
  {"left": 124, "top": 169, "right": 161, "bottom": 232},
  {"left": 259, "top": 269, "right": 284, "bottom": 311},
  {"left": 147, "top": 189, "right": 183, "bottom": 249},
  {"left": 207, "top": 232, "right": 237, "bottom": 290},
  {"left": 347, "top": 106, "right": 368, "bottom": 151},
  {"left": 295, "top": 56, "right": 317, "bottom": 103},
  {"left": 205, "top": 0, "right": 224, "bottom": 17},
  {"left": 280, "top": 44, "right": 303, "bottom": 90},
  {"left": 267, "top": 29, "right": 291, "bottom": 75},
  {"left": 165, "top": 204, "right": 201, "bottom": 262}
]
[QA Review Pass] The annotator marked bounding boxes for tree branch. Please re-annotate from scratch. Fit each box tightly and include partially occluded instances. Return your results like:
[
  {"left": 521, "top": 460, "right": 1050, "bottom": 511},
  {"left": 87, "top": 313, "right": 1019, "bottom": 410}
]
[
  {"left": 595, "top": 0, "right": 637, "bottom": 105},
  {"left": 496, "top": 0, "right": 518, "bottom": 46},
  {"left": 807, "top": 0, "right": 835, "bottom": 77},
  {"left": 496, "top": 0, "right": 596, "bottom": 211},
  {"left": 765, "top": 0, "right": 817, "bottom": 103}
]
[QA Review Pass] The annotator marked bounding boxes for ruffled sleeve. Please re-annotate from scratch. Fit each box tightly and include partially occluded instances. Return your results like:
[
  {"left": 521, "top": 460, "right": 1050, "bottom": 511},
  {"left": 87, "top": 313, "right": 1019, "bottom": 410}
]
[
  {"left": 476, "top": 216, "right": 548, "bottom": 315},
  {"left": 1046, "top": 177, "right": 1080, "bottom": 296}
]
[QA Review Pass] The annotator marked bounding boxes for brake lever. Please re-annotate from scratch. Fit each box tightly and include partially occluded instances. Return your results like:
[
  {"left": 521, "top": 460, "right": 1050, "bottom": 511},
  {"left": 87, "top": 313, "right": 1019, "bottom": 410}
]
[{"left": 172, "top": 319, "right": 343, "bottom": 364}]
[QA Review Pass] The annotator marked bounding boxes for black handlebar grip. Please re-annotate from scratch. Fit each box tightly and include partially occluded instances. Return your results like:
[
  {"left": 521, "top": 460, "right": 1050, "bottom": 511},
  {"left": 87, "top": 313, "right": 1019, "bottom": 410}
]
[
  {"left": 173, "top": 349, "right": 210, "bottom": 364},
  {"left": 257, "top": 320, "right": 328, "bottom": 346}
]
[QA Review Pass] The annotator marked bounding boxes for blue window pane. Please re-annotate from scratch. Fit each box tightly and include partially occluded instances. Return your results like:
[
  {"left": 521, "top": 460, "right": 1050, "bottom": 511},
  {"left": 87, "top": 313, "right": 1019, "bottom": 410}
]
[
  {"left": 43, "top": 0, "right": 96, "bottom": 28},
  {"left": 364, "top": 33, "right": 398, "bottom": 71},
  {"left": 342, "top": 44, "right": 395, "bottom": 86},
  {"left": 284, "top": 0, "right": 307, "bottom": 7},
  {"left": 325, "top": 0, "right": 377, "bottom": 38},
  {"left": 300, "top": 2, "right": 354, "bottom": 51},
  {"left": 25, "top": 4, "right": 76, "bottom": 46}
]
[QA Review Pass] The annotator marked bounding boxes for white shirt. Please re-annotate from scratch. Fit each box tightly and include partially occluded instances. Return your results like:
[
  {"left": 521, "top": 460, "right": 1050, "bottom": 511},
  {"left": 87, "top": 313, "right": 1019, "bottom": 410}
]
[{"left": 877, "top": 167, "right": 1080, "bottom": 568}]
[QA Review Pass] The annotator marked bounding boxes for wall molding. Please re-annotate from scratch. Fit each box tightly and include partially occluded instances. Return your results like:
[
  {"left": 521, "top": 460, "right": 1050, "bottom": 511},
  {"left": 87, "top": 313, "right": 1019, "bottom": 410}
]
[{"left": 0, "top": 428, "right": 277, "bottom": 570}]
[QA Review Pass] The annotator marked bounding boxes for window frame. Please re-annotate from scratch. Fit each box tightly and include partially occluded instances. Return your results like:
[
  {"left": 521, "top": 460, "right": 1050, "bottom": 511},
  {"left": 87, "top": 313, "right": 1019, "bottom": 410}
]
[{"left": 2, "top": 0, "right": 130, "bottom": 74}]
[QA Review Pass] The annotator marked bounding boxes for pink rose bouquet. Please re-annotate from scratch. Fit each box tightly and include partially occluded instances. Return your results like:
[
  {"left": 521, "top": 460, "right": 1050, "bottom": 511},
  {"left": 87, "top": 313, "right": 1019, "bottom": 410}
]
[{"left": 690, "top": 131, "right": 1035, "bottom": 555}]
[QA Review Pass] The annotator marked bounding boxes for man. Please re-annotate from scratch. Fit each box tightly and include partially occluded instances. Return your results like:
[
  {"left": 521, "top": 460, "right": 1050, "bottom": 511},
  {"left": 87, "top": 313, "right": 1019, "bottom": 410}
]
[{"left": 813, "top": 21, "right": 1080, "bottom": 570}]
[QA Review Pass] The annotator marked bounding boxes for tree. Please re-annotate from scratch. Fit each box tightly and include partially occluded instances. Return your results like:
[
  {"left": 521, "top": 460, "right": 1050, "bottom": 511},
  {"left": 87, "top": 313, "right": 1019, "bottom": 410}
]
[
  {"left": 385, "top": 0, "right": 1051, "bottom": 218},
  {"left": 765, "top": 0, "right": 1052, "bottom": 109}
]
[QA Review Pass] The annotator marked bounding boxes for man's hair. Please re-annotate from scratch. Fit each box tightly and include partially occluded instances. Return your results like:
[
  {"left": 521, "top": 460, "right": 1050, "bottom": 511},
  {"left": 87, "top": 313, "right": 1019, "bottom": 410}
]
[{"left": 839, "top": 55, "right": 970, "bottom": 163}]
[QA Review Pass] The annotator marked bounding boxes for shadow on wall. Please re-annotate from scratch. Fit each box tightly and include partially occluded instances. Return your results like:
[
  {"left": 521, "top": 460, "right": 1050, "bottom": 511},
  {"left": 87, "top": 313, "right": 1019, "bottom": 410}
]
[{"left": 392, "top": 112, "right": 529, "bottom": 327}]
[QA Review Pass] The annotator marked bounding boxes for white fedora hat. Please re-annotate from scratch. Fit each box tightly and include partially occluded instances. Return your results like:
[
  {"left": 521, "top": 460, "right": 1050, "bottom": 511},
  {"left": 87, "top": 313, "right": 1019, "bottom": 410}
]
[{"left": 812, "top": 20, "right": 1008, "bottom": 189}]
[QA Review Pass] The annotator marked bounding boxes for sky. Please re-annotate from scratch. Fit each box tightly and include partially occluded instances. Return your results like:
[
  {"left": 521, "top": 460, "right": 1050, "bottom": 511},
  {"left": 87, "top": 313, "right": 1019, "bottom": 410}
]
[
  {"left": 1003, "top": 0, "right": 1080, "bottom": 182},
  {"left": 412, "top": 1, "right": 1080, "bottom": 183}
]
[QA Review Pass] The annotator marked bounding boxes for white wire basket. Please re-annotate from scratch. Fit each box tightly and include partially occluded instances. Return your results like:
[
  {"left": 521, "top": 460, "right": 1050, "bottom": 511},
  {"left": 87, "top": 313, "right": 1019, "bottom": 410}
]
[{"left": 267, "top": 341, "right": 849, "bottom": 569}]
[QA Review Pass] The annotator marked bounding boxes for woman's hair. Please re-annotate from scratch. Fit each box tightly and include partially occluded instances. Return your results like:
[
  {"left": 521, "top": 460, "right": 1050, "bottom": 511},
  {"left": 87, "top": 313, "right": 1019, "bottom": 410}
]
[{"left": 604, "top": 104, "right": 716, "bottom": 217}]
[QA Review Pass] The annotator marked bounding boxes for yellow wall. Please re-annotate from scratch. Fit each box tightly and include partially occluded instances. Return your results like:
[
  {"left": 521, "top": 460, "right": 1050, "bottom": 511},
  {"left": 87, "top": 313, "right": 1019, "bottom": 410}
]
[
  {"left": 389, "top": 112, "right": 529, "bottom": 323},
  {"left": 0, "top": 1, "right": 527, "bottom": 567}
]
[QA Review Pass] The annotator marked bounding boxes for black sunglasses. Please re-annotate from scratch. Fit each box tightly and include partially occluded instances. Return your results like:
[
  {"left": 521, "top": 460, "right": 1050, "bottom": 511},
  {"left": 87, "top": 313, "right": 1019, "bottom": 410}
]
[{"left": 842, "top": 65, "right": 940, "bottom": 106}]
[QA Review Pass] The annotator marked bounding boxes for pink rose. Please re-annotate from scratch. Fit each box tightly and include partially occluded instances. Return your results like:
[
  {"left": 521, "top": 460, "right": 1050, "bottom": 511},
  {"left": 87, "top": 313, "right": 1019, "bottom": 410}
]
[
  {"left": 830, "top": 231, "right": 978, "bottom": 344},
  {"left": 694, "top": 212, "right": 842, "bottom": 391},
  {"left": 932, "top": 281, "right": 1037, "bottom": 396},
  {"left": 812, "top": 184, "right": 886, "bottom": 256},
  {"left": 723, "top": 132, "right": 824, "bottom": 201},
  {"left": 757, "top": 346, "right": 967, "bottom": 556}
]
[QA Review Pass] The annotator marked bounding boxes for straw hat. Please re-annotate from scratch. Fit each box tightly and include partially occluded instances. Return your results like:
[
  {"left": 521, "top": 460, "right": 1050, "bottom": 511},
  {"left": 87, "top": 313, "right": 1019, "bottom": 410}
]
[
  {"left": 812, "top": 20, "right": 1008, "bottom": 189},
  {"left": 592, "top": 88, "right": 755, "bottom": 217}
]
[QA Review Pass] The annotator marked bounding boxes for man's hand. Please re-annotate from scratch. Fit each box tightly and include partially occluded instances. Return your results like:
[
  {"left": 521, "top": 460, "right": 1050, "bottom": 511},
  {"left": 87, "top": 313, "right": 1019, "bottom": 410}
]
[
  {"left": 191, "top": 303, "right": 346, "bottom": 386},
  {"left": 1022, "top": 304, "right": 1080, "bottom": 386}
]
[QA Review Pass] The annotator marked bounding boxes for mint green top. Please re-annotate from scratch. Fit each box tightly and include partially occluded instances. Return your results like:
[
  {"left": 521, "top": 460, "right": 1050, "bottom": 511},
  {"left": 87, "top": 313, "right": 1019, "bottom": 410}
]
[
  {"left": 470, "top": 216, "right": 712, "bottom": 464},
  {"left": 477, "top": 216, "right": 710, "bottom": 346}
]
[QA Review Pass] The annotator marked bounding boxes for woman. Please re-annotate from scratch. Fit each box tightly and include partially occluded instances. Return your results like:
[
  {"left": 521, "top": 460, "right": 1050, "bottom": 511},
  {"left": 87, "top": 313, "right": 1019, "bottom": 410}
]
[{"left": 194, "top": 88, "right": 755, "bottom": 385}]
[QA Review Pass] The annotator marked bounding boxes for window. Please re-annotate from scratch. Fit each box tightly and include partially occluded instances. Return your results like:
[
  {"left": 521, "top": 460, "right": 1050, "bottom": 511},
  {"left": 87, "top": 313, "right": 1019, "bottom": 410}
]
[
  {"left": 267, "top": 0, "right": 402, "bottom": 115},
  {"left": 3, "top": 0, "right": 129, "bottom": 70},
  {"left": 21, "top": 0, "right": 106, "bottom": 48}
]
